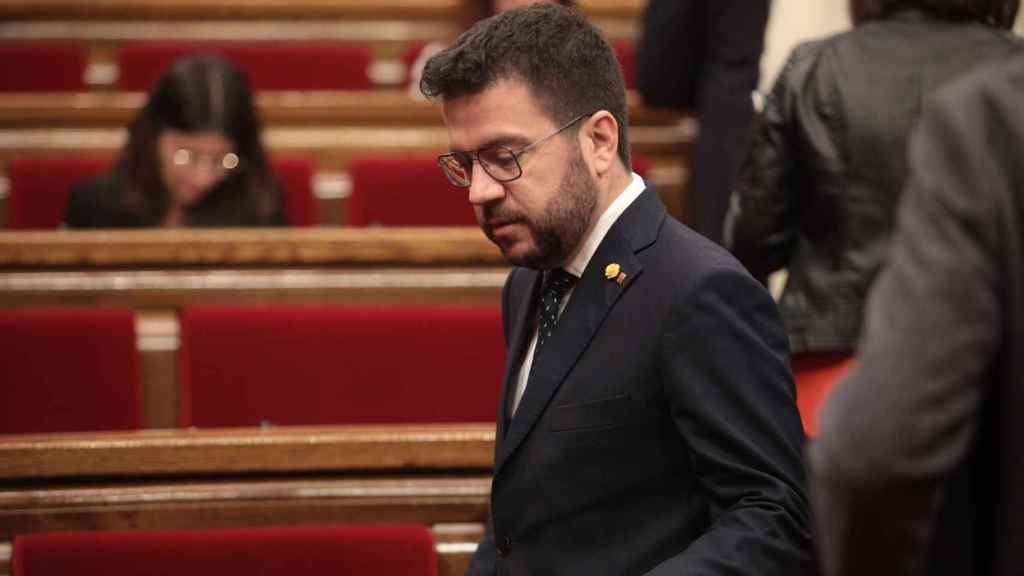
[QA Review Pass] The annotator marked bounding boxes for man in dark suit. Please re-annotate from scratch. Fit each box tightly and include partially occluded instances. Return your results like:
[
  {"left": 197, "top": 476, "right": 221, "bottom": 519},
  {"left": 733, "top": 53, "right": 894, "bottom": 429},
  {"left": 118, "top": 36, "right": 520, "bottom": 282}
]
[
  {"left": 636, "top": 0, "right": 771, "bottom": 244},
  {"left": 809, "top": 56, "right": 1024, "bottom": 576},
  {"left": 420, "top": 5, "right": 812, "bottom": 574}
]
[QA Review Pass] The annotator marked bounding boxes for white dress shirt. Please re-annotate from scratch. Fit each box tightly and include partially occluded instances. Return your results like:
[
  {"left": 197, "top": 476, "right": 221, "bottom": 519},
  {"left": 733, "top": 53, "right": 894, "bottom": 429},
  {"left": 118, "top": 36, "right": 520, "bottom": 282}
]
[{"left": 510, "top": 173, "right": 646, "bottom": 415}]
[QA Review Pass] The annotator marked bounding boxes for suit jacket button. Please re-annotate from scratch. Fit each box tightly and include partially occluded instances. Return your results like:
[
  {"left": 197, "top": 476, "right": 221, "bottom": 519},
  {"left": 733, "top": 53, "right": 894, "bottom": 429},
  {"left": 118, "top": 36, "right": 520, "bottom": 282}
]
[{"left": 497, "top": 536, "right": 512, "bottom": 557}]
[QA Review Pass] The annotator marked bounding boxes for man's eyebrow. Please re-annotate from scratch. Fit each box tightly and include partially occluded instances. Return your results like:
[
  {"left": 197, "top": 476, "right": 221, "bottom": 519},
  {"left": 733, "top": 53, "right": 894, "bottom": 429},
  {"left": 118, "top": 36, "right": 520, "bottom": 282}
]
[{"left": 451, "top": 134, "right": 529, "bottom": 153}]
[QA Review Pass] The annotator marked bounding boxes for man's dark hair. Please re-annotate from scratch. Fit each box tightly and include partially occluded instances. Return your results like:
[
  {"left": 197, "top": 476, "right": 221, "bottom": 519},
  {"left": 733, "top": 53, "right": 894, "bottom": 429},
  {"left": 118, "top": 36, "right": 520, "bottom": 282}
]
[
  {"left": 851, "top": 0, "right": 1019, "bottom": 27},
  {"left": 421, "top": 3, "right": 631, "bottom": 168}
]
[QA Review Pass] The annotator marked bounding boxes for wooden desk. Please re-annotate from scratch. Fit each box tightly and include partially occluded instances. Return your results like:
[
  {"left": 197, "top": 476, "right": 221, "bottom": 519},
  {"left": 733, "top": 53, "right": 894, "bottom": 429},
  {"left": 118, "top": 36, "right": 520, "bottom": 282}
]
[{"left": 0, "top": 424, "right": 494, "bottom": 576}]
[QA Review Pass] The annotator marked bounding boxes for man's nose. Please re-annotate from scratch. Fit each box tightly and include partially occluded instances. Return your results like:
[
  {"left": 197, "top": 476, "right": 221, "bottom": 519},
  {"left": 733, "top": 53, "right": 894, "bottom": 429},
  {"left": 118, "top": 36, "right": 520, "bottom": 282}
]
[{"left": 467, "top": 165, "right": 506, "bottom": 206}]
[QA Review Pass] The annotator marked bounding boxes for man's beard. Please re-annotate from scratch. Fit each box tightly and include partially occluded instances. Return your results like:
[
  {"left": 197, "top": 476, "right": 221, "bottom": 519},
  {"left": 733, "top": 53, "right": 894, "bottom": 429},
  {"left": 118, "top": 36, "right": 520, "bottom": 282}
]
[{"left": 482, "top": 149, "right": 597, "bottom": 269}]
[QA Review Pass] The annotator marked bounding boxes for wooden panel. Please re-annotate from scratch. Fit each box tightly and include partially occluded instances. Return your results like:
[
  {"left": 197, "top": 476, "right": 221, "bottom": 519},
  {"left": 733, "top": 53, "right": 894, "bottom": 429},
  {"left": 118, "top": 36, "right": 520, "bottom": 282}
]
[
  {"left": 0, "top": 90, "right": 681, "bottom": 128},
  {"left": 137, "top": 310, "right": 179, "bottom": 429},
  {"left": 0, "top": 125, "right": 691, "bottom": 183},
  {"left": 0, "top": 228, "right": 504, "bottom": 269},
  {"left": 0, "top": 0, "right": 463, "bottom": 20},
  {"left": 0, "top": 424, "right": 495, "bottom": 481},
  {"left": 0, "top": 0, "right": 640, "bottom": 21},
  {"left": 0, "top": 477, "right": 491, "bottom": 537},
  {"left": 0, "top": 268, "right": 507, "bottom": 309}
]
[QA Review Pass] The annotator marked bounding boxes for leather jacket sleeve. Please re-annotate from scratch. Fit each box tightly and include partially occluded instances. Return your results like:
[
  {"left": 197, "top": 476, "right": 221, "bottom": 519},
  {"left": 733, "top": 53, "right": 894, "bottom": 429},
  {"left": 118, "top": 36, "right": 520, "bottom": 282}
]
[{"left": 724, "top": 42, "right": 823, "bottom": 282}]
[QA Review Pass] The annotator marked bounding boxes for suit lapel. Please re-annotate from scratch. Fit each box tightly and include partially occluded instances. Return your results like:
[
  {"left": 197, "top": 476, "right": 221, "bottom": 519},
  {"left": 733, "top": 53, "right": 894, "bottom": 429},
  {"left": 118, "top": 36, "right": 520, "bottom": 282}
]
[
  {"left": 493, "top": 187, "right": 666, "bottom": 475},
  {"left": 495, "top": 269, "right": 541, "bottom": 440}
]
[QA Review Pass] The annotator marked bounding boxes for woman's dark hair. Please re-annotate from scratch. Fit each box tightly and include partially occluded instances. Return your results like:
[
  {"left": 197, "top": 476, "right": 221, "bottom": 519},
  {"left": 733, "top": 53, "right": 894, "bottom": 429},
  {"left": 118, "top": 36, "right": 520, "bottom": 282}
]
[
  {"left": 850, "top": 0, "right": 1019, "bottom": 27},
  {"left": 115, "top": 55, "right": 282, "bottom": 226}
]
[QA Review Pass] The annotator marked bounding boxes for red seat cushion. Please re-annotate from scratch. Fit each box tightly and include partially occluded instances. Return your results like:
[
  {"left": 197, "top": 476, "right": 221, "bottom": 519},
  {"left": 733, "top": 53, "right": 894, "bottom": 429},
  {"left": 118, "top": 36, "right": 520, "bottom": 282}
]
[
  {"left": 613, "top": 41, "right": 636, "bottom": 90},
  {"left": 7, "top": 156, "right": 110, "bottom": 229},
  {"left": 792, "top": 351, "right": 856, "bottom": 436},
  {"left": 117, "top": 42, "right": 373, "bottom": 91},
  {"left": 179, "top": 304, "right": 504, "bottom": 427},
  {"left": 14, "top": 525, "right": 438, "bottom": 576},
  {"left": 0, "top": 42, "right": 87, "bottom": 92},
  {"left": 7, "top": 155, "right": 315, "bottom": 228},
  {"left": 271, "top": 155, "right": 317, "bottom": 226},
  {"left": 0, "top": 308, "right": 140, "bottom": 434},
  {"left": 348, "top": 155, "right": 476, "bottom": 227}
]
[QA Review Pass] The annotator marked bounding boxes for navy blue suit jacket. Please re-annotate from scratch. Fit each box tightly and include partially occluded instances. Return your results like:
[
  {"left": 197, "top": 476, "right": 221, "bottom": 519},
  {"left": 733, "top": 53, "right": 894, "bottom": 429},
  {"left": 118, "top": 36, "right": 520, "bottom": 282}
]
[{"left": 467, "top": 188, "right": 813, "bottom": 575}]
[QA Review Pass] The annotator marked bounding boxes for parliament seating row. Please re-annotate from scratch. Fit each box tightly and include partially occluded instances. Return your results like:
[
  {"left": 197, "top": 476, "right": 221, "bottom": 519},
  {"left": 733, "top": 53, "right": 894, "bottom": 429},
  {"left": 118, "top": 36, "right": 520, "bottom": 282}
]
[
  {"left": 0, "top": 423, "right": 494, "bottom": 576},
  {"left": 4, "top": 152, "right": 651, "bottom": 229},
  {"left": 0, "top": 39, "right": 636, "bottom": 92},
  {"left": 5, "top": 154, "right": 486, "bottom": 229},
  {"left": 0, "top": 304, "right": 504, "bottom": 435},
  {"left": 6, "top": 156, "right": 317, "bottom": 228},
  {"left": 0, "top": 87, "right": 690, "bottom": 227}
]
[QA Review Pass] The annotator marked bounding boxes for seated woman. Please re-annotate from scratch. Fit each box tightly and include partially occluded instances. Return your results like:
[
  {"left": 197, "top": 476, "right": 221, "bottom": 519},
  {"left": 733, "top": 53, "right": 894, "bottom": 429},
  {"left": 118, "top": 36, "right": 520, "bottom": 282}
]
[
  {"left": 67, "top": 55, "right": 286, "bottom": 228},
  {"left": 724, "top": 0, "right": 1021, "bottom": 432}
]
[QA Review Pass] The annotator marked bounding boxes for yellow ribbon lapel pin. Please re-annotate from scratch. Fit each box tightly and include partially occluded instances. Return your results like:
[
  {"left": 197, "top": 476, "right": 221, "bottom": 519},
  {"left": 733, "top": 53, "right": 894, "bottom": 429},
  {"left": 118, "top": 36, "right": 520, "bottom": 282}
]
[{"left": 605, "top": 263, "right": 627, "bottom": 284}]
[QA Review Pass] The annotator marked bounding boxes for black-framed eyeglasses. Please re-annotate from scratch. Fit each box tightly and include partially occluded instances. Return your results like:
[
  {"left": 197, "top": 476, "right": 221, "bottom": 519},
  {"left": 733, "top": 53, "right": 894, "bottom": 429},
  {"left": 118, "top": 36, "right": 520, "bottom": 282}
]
[{"left": 438, "top": 113, "right": 592, "bottom": 188}]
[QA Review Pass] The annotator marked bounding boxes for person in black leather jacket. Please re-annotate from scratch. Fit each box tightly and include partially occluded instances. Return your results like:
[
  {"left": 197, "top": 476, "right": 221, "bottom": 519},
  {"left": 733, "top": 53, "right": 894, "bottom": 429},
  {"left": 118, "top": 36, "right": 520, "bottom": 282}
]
[{"left": 725, "top": 0, "right": 1021, "bottom": 354}]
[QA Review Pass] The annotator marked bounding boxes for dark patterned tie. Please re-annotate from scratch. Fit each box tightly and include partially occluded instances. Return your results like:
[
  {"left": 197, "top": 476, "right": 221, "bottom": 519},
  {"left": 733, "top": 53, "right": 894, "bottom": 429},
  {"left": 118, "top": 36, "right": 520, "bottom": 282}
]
[{"left": 535, "top": 268, "right": 576, "bottom": 352}]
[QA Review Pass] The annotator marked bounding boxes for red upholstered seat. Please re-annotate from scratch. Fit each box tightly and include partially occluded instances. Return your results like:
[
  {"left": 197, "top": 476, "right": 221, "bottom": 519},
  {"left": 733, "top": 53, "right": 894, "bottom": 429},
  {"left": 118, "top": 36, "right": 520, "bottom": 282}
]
[
  {"left": 0, "top": 42, "right": 87, "bottom": 92},
  {"left": 270, "top": 155, "right": 317, "bottom": 226},
  {"left": 179, "top": 304, "right": 504, "bottom": 427},
  {"left": 7, "top": 156, "right": 109, "bottom": 229},
  {"left": 13, "top": 525, "right": 438, "bottom": 576},
  {"left": 348, "top": 155, "right": 476, "bottom": 226},
  {"left": 116, "top": 42, "right": 373, "bottom": 91},
  {"left": 7, "top": 155, "right": 315, "bottom": 228},
  {"left": 613, "top": 41, "right": 636, "bottom": 90},
  {"left": 631, "top": 151, "right": 650, "bottom": 179},
  {"left": 0, "top": 308, "right": 140, "bottom": 435},
  {"left": 791, "top": 352, "right": 856, "bottom": 436}
]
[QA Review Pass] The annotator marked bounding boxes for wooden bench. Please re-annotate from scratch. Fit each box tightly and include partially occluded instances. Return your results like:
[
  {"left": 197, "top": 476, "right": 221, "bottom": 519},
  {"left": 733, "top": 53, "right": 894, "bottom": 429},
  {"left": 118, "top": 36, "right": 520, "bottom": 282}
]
[
  {"left": 0, "top": 228, "right": 510, "bottom": 428},
  {"left": 0, "top": 423, "right": 495, "bottom": 576}
]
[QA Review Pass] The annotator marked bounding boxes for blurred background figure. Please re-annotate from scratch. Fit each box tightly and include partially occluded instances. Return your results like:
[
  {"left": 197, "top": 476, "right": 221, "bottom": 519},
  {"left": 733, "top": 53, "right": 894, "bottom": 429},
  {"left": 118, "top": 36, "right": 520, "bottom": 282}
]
[
  {"left": 809, "top": 56, "right": 1024, "bottom": 576},
  {"left": 724, "top": 0, "right": 1021, "bottom": 430},
  {"left": 66, "top": 55, "right": 286, "bottom": 228},
  {"left": 408, "top": 0, "right": 574, "bottom": 98},
  {"left": 636, "top": 0, "right": 771, "bottom": 246}
]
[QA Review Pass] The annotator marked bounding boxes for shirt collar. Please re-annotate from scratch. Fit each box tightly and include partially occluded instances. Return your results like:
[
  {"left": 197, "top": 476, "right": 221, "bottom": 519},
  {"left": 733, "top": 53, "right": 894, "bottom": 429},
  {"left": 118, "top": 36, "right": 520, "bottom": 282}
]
[{"left": 563, "top": 172, "right": 645, "bottom": 278}]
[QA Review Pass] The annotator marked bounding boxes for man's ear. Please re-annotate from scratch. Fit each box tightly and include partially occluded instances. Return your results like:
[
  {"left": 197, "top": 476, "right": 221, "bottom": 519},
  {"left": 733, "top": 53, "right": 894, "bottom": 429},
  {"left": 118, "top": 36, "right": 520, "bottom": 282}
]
[{"left": 582, "top": 111, "right": 620, "bottom": 177}]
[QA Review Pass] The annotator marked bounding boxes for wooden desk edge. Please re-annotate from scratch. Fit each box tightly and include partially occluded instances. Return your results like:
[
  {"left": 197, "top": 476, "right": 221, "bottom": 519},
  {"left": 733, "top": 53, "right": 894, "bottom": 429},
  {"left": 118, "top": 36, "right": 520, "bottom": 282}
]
[
  {"left": 0, "top": 228, "right": 507, "bottom": 268},
  {"left": 0, "top": 423, "right": 497, "bottom": 480}
]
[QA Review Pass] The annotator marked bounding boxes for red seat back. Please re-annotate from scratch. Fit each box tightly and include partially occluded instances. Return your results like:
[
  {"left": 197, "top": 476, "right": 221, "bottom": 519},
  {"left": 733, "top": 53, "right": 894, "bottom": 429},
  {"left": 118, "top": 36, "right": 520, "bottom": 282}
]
[
  {"left": 613, "top": 41, "right": 636, "bottom": 90},
  {"left": 14, "top": 525, "right": 438, "bottom": 576},
  {"left": 7, "top": 156, "right": 109, "bottom": 229},
  {"left": 7, "top": 155, "right": 315, "bottom": 228},
  {"left": 179, "top": 304, "right": 504, "bottom": 427},
  {"left": 117, "top": 42, "right": 373, "bottom": 92},
  {"left": 272, "top": 155, "right": 317, "bottom": 226},
  {"left": 348, "top": 155, "right": 476, "bottom": 227},
  {"left": 0, "top": 308, "right": 141, "bottom": 435},
  {"left": 0, "top": 42, "right": 87, "bottom": 92},
  {"left": 792, "top": 352, "right": 856, "bottom": 436}
]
